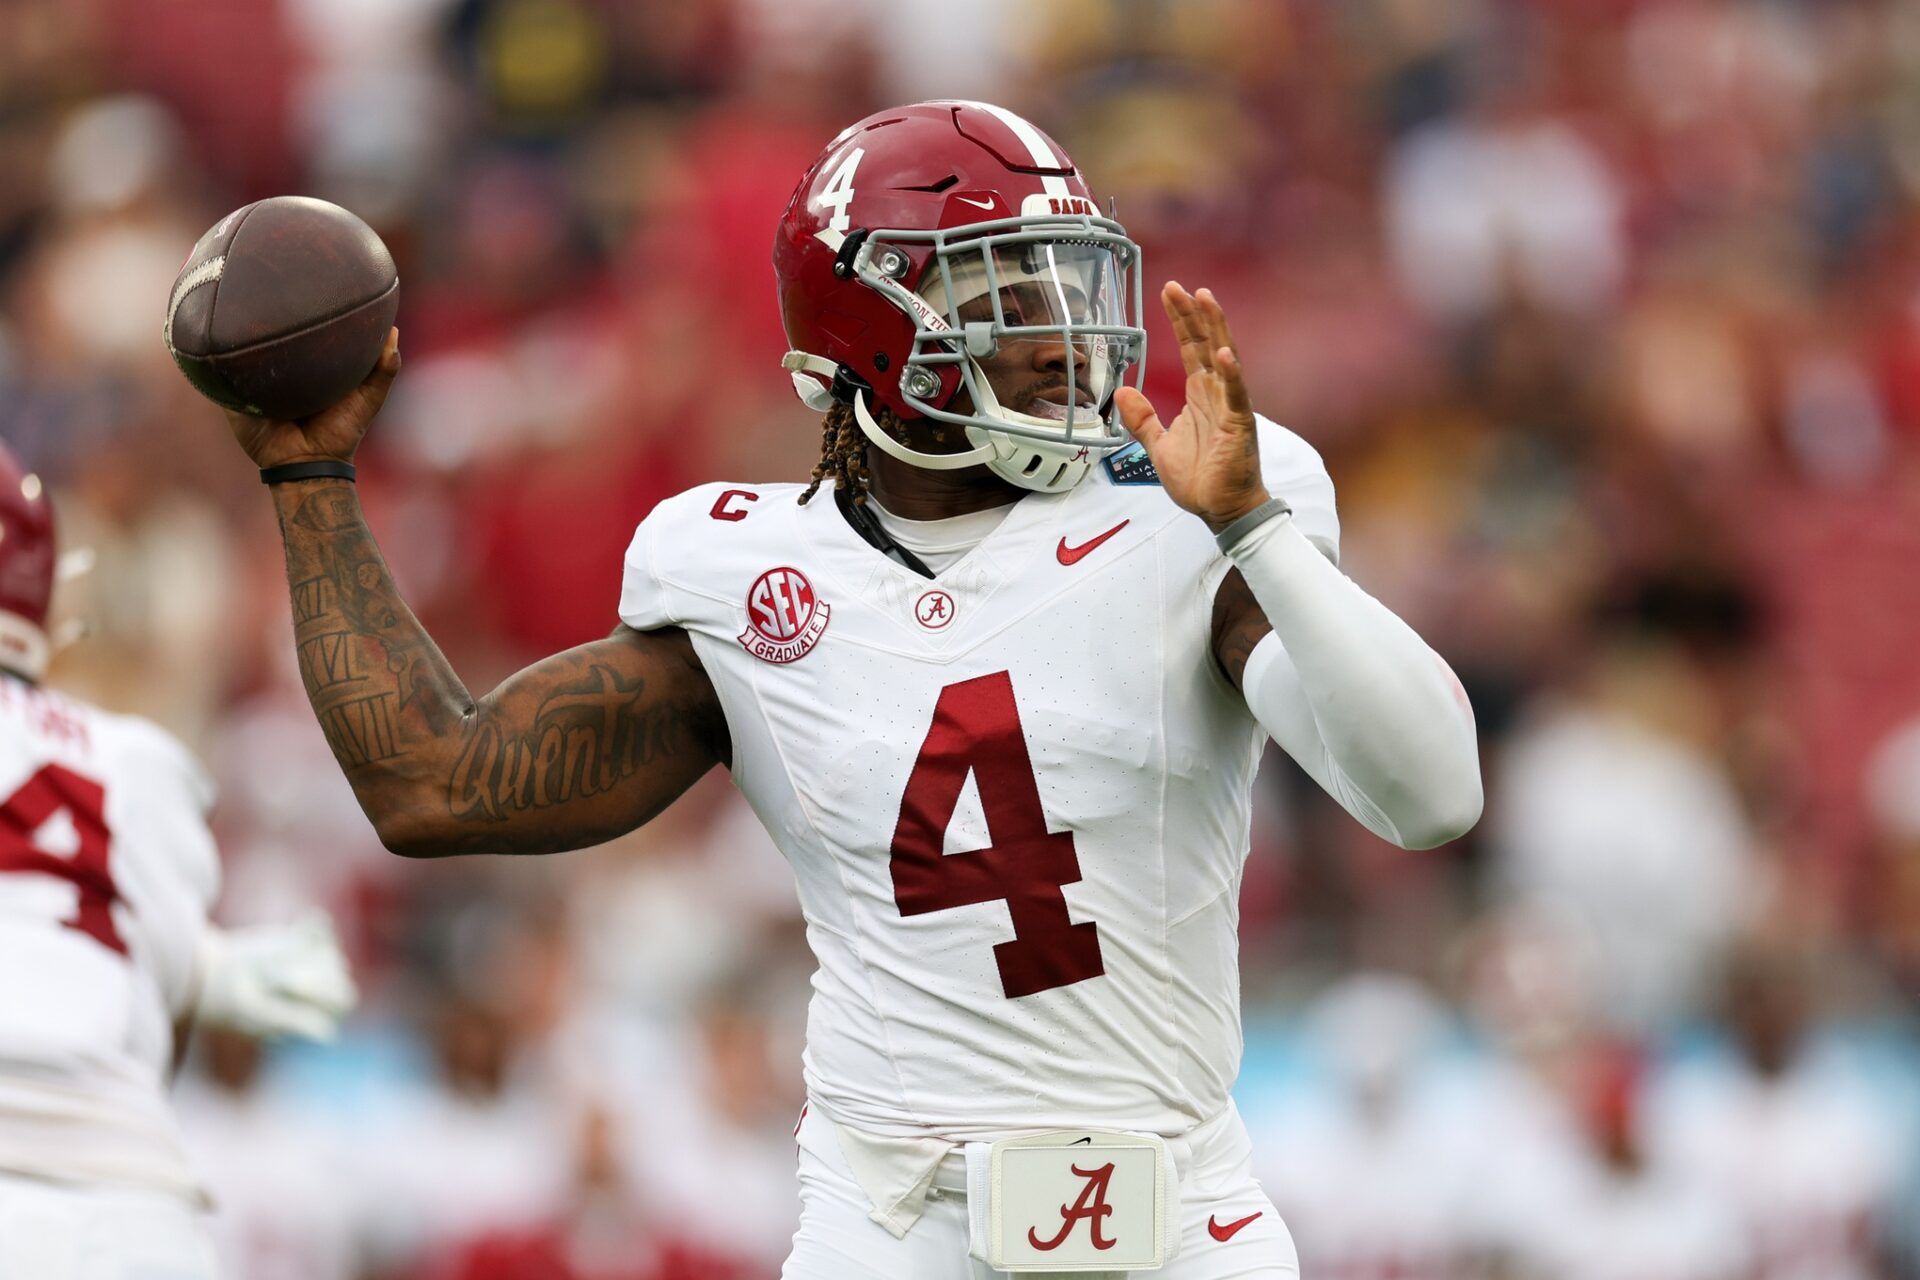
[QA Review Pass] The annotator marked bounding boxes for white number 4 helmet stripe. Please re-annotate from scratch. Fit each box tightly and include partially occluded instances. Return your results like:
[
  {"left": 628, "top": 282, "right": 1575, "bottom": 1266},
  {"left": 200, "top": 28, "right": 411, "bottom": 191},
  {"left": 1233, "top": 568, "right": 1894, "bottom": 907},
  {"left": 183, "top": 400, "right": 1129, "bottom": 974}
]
[{"left": 813, "top": 147, "right": 864, "bottom": 250}]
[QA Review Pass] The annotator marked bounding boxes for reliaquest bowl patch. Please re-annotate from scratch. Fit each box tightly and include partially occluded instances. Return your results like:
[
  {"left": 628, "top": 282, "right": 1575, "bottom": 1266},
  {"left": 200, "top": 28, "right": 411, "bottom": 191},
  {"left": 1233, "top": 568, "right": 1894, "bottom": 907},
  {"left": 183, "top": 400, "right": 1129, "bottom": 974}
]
[{"left": 1103, "top": 442, "right": 1161, "bottom": 486}]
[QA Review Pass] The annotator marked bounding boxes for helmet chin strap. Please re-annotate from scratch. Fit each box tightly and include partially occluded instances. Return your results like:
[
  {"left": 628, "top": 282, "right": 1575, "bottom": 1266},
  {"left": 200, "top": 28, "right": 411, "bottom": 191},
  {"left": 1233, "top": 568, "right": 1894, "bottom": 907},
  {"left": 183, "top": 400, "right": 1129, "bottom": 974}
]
[
  {"left": 784, "top": 350, "right": 998, "bottom": 470},
  {"left": 853, "top": 390, "right": 996, "bottom": 470},
  {"left": 782, "top": 350, "right": 1098, "bottom": 488}
]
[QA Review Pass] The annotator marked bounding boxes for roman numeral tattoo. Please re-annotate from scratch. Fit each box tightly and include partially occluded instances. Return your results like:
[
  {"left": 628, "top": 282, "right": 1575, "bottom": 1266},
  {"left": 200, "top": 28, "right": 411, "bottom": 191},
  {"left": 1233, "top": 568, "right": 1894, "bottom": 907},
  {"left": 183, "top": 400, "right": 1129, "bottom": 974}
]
[
  {"left": 298, "top": 631, "right": 362, "bottom": 690},
  {"left": 290, "top": 576, "right": 336, "bottom": 625},
  {"left": 319, "top": 692, "right": 400, "bottom": 765},
  {"left": 275, "top": 481, "right": 474, "bottom": 783}
]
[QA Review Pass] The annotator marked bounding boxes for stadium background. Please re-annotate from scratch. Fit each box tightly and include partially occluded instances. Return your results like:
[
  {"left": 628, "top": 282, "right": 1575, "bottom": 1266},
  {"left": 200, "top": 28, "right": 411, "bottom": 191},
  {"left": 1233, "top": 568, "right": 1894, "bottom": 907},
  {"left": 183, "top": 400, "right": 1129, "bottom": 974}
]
[{"left": 5, "top": 0, "right": 1920, "bottom": 1275}]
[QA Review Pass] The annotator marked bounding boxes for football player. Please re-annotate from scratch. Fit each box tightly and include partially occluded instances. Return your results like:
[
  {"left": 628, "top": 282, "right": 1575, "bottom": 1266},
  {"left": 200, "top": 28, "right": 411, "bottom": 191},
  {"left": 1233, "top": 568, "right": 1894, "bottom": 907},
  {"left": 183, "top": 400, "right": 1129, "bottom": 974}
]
[
  {"left": 0, "top": 442, "right": 357, "bottom": 1280},
  {"left": 222, "top": 101, "right": 1482, "bottom": 1278}
]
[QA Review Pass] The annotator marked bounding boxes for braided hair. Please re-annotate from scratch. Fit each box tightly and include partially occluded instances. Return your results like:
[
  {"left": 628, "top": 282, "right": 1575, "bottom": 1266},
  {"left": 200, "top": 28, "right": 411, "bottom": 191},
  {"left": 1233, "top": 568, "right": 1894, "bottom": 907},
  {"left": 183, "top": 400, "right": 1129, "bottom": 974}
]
[{"left": 797, "top": 401, "right": 873, "bottom": 507}]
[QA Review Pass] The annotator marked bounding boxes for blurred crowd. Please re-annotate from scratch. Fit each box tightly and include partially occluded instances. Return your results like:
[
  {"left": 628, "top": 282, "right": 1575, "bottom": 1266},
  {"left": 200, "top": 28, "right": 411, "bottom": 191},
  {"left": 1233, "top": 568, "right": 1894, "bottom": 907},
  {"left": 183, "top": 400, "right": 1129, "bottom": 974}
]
[{"left": 4, "top": 0, "right": 1920, "bottom": 1276}]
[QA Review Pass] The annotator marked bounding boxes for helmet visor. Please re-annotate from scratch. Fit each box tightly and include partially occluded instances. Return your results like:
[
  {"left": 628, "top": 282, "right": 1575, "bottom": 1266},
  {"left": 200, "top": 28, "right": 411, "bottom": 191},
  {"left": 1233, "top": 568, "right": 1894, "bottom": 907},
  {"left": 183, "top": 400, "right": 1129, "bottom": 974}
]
[
  {"left": 920, "top": 240, "right": 1131, "bottom": 417},
  {"left": 854, "top": 208, "right": 1147, "bottom": 452},
  {"left": 929, "top": 241, "right": 1121, "bottom": 330}
]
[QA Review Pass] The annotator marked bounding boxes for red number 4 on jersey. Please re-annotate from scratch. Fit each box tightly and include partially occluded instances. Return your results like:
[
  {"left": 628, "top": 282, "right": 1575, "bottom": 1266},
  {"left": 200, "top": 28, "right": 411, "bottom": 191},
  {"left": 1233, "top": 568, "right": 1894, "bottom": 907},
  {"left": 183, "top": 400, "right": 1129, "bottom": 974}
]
[
  {"left": 890, "top": 672, "right": 1105, "bottom": 998},
  {"left": 0, "top": 764, "right": 126, "bottom": 956}
]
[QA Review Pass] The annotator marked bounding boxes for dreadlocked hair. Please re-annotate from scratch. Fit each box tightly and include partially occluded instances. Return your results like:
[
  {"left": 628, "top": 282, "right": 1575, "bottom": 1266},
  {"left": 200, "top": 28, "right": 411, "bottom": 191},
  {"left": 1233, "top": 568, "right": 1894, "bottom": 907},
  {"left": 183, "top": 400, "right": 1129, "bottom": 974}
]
[
  {"left": 797, "top": 400, "right": 963, "bottom": 507},
  {"left": 797, "top": 401, "right": 874, "bottom": 506}
]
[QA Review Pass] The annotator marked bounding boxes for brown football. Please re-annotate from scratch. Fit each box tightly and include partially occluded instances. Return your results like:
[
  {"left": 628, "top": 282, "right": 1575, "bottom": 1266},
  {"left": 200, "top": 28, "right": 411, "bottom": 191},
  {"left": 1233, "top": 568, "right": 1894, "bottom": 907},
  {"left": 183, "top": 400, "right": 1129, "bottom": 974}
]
[{"left": 165, "top": 196, "right": 398, "bottom": 420}]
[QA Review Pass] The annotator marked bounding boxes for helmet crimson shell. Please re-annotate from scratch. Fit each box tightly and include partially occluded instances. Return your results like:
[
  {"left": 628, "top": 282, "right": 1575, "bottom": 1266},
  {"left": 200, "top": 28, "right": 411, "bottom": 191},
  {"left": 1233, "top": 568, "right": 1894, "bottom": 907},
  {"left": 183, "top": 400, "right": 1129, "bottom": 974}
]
[
  {"left": 774, "top": 101, "right": 1146, "bottom": 493},
  {"left": 776, "top": 101, "right": 1104, "bottom": 420},
  {"left": 0, "top": 442, "right": 55, "bottom": 680}
]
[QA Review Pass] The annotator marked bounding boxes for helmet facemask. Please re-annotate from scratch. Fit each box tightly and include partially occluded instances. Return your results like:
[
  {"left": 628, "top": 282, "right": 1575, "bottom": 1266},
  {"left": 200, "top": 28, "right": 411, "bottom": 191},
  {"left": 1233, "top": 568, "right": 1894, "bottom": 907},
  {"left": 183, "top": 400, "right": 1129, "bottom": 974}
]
[{"left": 851, "top": 211, "right": 1146, "bottom": 494}]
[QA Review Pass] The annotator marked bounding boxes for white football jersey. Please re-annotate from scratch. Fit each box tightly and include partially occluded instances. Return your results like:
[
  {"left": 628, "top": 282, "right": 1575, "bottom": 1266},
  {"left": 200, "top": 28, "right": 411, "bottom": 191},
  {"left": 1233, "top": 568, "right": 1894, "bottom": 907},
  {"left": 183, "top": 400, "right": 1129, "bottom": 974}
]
[
  {"left": 0, "top": 672, "right": 219, "bottom": 1197},
  {"left": 1254, "top": 1083, "right": 1484, "bottom": 1279},
  {"left": 1505, "top": 1165, "right": 1749, "bottom": 1280},
  {"left": 174, "top": 1081, "right": 361, "bottom": 1280},
  {"left": 1650, "top": 1054, "right": 1897, "bottom": 1280},
  {"left": 620, "top": 418, "right": 1338, "bottom": 1141}
]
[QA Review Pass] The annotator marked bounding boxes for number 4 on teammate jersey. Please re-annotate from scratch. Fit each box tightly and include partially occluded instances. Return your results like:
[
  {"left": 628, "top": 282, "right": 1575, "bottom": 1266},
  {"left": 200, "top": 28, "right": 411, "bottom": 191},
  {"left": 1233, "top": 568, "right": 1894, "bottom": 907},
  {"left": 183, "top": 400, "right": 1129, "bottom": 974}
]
[
  {"left": 0, "top": 763, "right": 125, "bottom": 955},
  {"left": 889, "top": 671, "right": 1105, "bottom": 999}
]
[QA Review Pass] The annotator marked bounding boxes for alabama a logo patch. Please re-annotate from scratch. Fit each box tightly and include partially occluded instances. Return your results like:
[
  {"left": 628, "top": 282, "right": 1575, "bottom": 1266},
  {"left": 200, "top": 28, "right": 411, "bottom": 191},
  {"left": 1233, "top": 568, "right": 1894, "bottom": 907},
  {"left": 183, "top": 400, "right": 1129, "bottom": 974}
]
[
  {"left": 740, "top": 567, "right": 831, "bottom": 663},
  {"left": 1103, "top": 442, "right": 1161, "bottom": 486}
]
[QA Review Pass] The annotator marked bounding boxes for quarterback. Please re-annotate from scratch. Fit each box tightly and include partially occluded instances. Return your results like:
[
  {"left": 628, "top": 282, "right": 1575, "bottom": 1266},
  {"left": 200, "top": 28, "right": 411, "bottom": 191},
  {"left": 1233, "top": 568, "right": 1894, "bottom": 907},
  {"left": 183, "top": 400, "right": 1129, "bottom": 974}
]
[
  {"left": 0, "top": 442, "right": 357, "bottom": 1279},
  {"left": 224, "top": 102, "right": 1481, "bottom": 1278}
]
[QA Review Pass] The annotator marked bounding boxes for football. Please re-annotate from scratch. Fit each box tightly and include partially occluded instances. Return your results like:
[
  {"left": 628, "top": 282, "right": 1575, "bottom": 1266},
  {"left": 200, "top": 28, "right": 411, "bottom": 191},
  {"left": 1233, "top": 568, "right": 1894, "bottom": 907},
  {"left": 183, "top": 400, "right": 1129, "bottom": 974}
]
[{"left": 164, "top": 196, "right": 398, "bottom": 421}]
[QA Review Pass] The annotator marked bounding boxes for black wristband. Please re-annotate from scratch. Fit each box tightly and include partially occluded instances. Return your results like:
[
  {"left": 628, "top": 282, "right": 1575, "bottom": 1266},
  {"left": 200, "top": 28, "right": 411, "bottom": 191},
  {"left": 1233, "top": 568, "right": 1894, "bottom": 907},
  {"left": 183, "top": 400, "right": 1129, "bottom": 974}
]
[{"left": 260, "top": 460, "right": 356, "bottom": 485}]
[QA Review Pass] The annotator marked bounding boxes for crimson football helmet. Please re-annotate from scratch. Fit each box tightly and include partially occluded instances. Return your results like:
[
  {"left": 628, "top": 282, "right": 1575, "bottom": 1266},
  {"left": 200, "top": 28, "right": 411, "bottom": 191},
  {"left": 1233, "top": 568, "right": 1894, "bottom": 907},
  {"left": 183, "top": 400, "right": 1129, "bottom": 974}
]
[
  {"left": 774, "top": 101, "right": 1146, "bottom": 494},
  {"left": 0, "top": 441, "right": 55, "bottom": 681}
]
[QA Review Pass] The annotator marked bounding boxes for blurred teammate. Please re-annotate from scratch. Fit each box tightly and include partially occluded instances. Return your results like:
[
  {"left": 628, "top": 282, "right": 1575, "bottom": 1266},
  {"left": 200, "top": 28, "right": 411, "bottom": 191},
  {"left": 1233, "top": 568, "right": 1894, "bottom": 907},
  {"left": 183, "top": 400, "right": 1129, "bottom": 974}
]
[
  {"left": 1651, "top": 946, "right": 1899, "bottom": 1280},
  {"left": 1254, "top": 977, "right": 1481, "bottom": 1280},
  {"left": 224, "top": 101, "right": 1482, "bottom": 1277},
  {"left": 0, "top": 442, "right": 357, "bottom": 1280},
  {"left": 1506, "top": 1044, "right": 1749, "bottom": 1280}
]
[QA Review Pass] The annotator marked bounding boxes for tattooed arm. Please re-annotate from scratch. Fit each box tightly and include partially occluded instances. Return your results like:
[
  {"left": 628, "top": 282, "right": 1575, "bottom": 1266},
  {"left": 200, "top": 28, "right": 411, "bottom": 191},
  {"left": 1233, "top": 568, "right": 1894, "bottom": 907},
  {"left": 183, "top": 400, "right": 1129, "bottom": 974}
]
[
  {"left": 229, "top": 332, "right": 728, "bottom": 857},
  {"left": 1210, "top": 568, "right": 1272, "bottom": 690}
]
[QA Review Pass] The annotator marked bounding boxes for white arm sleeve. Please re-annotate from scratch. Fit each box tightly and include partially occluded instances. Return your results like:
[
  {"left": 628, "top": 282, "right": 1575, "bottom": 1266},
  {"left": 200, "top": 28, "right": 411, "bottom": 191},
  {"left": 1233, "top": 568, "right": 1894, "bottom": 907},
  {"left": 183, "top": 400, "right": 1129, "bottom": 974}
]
[{"left": 1231, "top": 513, "right": 1483, "bottom": 849}]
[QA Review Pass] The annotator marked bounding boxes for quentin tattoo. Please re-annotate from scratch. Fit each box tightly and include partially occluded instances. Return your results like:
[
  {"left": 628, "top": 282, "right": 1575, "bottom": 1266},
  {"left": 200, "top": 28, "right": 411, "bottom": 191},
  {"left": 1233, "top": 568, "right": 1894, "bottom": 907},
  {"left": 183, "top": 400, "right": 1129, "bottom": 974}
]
[{"left": 449, "top": 662, "right": 687, "bottom": 823}]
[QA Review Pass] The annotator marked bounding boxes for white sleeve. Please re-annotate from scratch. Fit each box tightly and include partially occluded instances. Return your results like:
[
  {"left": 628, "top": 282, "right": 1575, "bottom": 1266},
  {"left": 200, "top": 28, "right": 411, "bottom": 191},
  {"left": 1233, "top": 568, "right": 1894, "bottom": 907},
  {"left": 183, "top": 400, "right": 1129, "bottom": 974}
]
[
  {"left": 618, "top": 514, "right": 674, "bottom": 632},
  {"left": 1233, "top": 514, "right": 1482, "bottom": 850},
  {"left": 1254, "top": 415, "right": 1340, "bottom": 563}
]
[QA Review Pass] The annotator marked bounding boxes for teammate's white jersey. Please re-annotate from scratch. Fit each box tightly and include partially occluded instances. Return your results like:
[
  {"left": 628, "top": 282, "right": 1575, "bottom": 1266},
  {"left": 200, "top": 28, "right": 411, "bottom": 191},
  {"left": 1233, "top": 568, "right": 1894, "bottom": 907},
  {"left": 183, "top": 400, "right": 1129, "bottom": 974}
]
[
  {"left": 1504, "top": 1163, "right": 1750, "bottom": 1280},
  {"left": 620, "top": 419, "right": 1338, "bottom": 1141},
  {"left": 1649, "top": 1053, "right": 1897, "bottom": 1280},
  {"left": 1254, "top": 1084, "right": 1484, "bottom": 1279},
  {"left": 0, "top": 672, "right": 219, "bottom": 1198}
]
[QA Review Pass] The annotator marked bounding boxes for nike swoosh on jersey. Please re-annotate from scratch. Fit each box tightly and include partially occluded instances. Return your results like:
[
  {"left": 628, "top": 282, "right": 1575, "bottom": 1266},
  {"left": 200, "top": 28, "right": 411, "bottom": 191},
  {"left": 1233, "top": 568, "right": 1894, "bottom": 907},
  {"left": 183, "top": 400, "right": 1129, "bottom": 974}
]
[
  {"left": 1056, "top": 520, "right": 1130, "bottom": 566},
  {"left": 1208, "top": 1212, "right": 1262, "bottom": 1242}
]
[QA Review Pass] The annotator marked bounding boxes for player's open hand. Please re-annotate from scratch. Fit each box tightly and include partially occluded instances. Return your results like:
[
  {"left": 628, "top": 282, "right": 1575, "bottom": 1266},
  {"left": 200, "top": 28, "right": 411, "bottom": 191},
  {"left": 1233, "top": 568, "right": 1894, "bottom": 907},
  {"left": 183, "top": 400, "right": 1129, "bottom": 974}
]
[
  {"left": 223, "top": 328, "right": 401, "bottom": 470},
  {"left": 1114, "top": 286, "right": 1270, "bottom": 533}
]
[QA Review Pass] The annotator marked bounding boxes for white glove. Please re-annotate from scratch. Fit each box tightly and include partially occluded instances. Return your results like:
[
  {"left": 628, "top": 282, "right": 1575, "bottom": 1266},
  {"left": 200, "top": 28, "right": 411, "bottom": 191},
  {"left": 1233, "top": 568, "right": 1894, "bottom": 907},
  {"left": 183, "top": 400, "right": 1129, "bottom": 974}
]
[{"left": 194, "top": 914, "right": 358, "bottom": 1041}]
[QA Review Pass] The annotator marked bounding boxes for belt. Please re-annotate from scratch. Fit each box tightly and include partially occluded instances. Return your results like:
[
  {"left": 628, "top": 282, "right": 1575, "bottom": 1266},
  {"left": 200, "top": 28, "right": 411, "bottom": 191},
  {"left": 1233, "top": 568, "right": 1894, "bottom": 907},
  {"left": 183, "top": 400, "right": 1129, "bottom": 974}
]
[{"left": 807, "top": 1103, "right": 1247, "bottom": 1239}]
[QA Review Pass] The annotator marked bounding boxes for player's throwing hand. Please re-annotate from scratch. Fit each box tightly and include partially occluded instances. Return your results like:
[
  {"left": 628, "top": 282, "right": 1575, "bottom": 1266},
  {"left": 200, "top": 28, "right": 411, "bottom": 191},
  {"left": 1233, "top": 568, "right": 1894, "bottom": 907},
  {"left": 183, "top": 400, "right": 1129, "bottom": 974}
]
[
  {"left": 1114, "top": 285, "right": 1272, "bottom": 533},
  {"left": 222, "top": 327, "right": 401, "bottom": 470}
]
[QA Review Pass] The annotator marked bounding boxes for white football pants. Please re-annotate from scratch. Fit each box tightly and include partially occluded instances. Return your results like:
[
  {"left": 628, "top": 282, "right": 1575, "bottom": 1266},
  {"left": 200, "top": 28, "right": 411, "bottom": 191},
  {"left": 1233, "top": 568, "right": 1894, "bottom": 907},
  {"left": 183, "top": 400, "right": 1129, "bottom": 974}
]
[
  {"left": 782, "top": 1106, "right": 1299, "bottom": 1280},
  {"left": 0, "top": 1172, "right": 217, "bottom": 1280}
]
